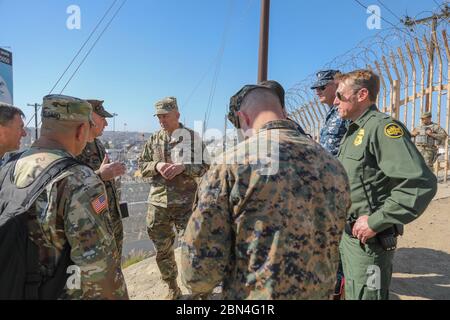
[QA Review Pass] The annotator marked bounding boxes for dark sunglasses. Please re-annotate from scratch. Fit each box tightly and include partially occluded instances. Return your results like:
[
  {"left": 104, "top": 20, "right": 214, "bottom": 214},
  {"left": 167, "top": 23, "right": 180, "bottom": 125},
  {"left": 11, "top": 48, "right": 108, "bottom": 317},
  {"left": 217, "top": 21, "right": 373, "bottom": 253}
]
[
  {"left": 335, "top": 91, "right": 345, "bottom": 101},
  {"left": 316, "top": 85, "right": 327, "bottom": 91},
  {"left": 336, "top": 88, "right": 362, "bottom": 102}
]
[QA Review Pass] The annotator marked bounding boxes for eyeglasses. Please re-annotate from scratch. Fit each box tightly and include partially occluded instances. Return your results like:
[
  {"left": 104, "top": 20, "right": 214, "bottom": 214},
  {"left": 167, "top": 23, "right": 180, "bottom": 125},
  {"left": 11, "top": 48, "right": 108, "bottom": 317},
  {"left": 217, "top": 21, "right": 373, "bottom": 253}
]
[
  {"left": 336, "top": 88, "right": 362, "bottom": 102},
  {"left": 316, "top": 85, "right": 327, "bottom": 91},
  {"left": 335, "top": 91, "right": 347, "bottom": 101}
]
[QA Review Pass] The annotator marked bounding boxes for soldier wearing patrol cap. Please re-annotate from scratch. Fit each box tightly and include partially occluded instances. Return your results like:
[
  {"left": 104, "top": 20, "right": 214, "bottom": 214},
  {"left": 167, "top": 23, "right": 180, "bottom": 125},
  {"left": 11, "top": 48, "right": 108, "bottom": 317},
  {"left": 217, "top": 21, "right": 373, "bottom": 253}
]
[
  {"left": 259, "top": 80, "right": 309, "bottom": 136},
  {"left": 138, "top": 97, "right": 209, "bottom": 300},
  {"left": 181, "top": 84, "right": 350, "bottom": 300},
  {"left": 77, "top": 99, "right": 126, "bottom": 258},
  {"left": 335, "top": 70, "right": 437, "bottom": 300},
  {"left": 0, "top": 95, "right": 128, "bottom": 299},
  {"left": 411, "top": 112, "right": 448, "bottom": 170},
  {"left": 0, "top": 102, "right": 26, "bottom": 163}
]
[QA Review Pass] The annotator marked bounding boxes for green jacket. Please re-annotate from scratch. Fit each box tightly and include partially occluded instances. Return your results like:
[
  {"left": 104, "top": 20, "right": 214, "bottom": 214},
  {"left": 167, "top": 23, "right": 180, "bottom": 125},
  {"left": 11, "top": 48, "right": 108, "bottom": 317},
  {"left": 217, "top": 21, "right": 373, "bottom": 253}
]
[
  {"left": 138, "top": 123, "right": 209, "bottom": 208},
  {"left": 338, "top": 105, "right": 437, "bottom": 233}
]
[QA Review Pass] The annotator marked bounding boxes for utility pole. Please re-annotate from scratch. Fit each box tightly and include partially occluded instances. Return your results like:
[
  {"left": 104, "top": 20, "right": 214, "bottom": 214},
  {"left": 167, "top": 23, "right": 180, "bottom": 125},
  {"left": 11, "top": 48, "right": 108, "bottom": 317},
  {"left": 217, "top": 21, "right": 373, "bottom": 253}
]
[
  {"left": 27, "top": 103, "right": 41, "bottom": 140},
  {"left": 258, "top": 0, "right": 270, "bottom": 83},
  {"left": 403, "top": 5, "right": 449, "bottom": 112},
  {"left": 112, "top": 113, "right": 118, "bottom": 132}
]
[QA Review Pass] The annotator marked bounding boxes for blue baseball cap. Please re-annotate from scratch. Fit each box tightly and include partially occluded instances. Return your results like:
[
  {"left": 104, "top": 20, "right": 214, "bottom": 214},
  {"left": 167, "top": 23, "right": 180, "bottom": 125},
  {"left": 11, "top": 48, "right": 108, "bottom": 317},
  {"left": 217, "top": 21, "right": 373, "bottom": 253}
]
[{"left": 311, "top": 70, "right": 341, "bottom": 90}]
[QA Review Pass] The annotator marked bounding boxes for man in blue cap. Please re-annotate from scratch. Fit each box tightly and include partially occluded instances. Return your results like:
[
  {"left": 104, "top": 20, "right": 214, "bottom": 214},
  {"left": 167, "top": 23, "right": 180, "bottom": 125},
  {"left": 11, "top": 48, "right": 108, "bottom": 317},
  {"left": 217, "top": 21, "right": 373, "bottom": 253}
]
[
  {"left": 311, "top": 70, "right": 349, "bottom": 157},
  {"left": 312, "top": 70, "right": 348, "bottom": 299}
]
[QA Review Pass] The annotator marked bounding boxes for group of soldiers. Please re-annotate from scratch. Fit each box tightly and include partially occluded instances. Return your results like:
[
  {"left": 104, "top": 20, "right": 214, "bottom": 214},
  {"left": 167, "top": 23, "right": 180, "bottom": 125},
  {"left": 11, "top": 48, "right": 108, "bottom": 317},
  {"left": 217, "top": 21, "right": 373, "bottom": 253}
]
[{"left": 0, "top": 67, "right": 446, "bottom": 300}]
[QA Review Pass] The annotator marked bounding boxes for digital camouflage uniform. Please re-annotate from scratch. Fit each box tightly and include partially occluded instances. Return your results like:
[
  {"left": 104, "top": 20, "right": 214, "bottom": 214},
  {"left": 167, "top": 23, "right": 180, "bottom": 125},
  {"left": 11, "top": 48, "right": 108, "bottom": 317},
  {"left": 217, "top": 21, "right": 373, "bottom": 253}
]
[
  {"left": 13, "top": 95, "right": 128, "bottom": 300},
  {"left": 77, "top": 139, "right": 124, "bottom": 257},
  {"left": 338, "top": 105, "right": 437, "bottom": 300},
  {"left": 138, "top": 99, "right": 209, "bottom": 287},
  {"left": 413, "top": 121, "right": 448, "bottom": 169},
  {"left": 320, "top": 106, "right": 349, "bottom": 157},
  {"left": 181, "top": 120, "right": 351, "bottom": 300}
]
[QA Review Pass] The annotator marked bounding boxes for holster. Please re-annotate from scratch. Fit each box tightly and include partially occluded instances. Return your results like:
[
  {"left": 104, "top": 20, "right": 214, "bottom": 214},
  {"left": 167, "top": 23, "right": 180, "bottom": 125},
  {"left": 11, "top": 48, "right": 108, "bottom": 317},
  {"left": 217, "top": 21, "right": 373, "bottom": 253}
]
[{"left": 344, "top": 222, "right": 403, "bottom": 252}]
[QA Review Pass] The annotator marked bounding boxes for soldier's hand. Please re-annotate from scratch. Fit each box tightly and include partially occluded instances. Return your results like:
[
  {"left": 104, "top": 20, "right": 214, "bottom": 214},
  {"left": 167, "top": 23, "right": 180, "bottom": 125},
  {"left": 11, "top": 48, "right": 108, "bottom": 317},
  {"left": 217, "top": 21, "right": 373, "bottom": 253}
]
[
  {"left": 426, "top": 129, "right": 433, "bottom": 137},
  {"left": 99, "top": 155, "right": 126, "bottom": 181},
  {"left": 352, "top": 215, "right": 377, "bottom": 244},
  {"left": 156, "top": 162, "right": 172, "bottom": 179},
  {"left": 162, "top": 164, "right": 186, "bottom": 180}
]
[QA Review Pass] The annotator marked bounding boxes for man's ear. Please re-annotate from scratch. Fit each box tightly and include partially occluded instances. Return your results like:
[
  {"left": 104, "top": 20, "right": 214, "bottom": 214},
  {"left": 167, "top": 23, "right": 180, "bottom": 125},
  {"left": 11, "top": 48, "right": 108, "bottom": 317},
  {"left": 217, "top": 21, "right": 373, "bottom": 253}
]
[
  {"left": 75, "top": 122, "right": 87, "bottom": 142},
  {"left": 237, "top": 111, "right": 251, "bottom": 127},
  {"left": 358, "top": 88, "right": 369, "bottom": 102}
]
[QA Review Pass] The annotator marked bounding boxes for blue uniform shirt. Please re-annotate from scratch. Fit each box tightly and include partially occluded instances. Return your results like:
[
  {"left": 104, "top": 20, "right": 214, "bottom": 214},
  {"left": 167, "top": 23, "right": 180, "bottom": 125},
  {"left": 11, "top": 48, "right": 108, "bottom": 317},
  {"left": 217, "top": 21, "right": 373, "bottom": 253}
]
[{"left": 320, "top": 106, "right": 349, "bottom": 157}]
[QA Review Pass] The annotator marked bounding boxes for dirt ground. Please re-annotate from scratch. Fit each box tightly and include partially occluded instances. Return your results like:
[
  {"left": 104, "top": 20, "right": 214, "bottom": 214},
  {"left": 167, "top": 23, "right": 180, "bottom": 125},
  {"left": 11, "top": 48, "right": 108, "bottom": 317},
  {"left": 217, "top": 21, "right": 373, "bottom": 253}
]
[
  {"left": 123, "top": 184, "right": 450, "bottom": 300},
  {"left": 390, "top": 196, "right": 450, "bottom": 300}
]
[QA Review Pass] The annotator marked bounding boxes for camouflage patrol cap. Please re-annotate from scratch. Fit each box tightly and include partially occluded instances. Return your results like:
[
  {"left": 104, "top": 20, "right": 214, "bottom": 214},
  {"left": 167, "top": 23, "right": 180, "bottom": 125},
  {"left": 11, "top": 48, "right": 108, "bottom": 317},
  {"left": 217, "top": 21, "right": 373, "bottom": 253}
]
[
  {"left": 421, "top": 111, "right": 432, "bottom": 119},
  {"left": 86, "top": 99, "right": 113, "bottom": 118},
  {"left": 228, "top": 84, "right": 280, "bottom": 129},
  {"left": 259, "top": 80, "right": 285, "bottom": 109},
  {"left": 42, "top": 94, "right": 93, "bottom": 124},
  {"left": 154, "top": 97, "right": 179, "bottom": 116},
  {"left": 311, "top": 70, "right": 341, "bottom": 90}
]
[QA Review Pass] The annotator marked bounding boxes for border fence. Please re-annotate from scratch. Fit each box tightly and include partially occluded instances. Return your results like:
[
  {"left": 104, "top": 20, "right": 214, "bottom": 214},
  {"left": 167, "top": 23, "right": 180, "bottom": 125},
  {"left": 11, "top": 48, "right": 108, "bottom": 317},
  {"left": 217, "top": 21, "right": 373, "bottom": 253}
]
[{"left": 287, "top": 28, "right": 449, "bottom": 182}]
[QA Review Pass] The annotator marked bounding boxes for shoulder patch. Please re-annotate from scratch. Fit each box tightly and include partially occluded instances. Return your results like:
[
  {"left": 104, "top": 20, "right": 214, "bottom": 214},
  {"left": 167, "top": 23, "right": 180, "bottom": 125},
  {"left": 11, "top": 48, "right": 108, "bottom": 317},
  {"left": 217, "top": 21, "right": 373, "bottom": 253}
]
[
  {"left": 384, "top": 123, "right": 404, "bottom": 138},
  {"left": 91, "top": 193, "right": 108, "bottom": 215}
]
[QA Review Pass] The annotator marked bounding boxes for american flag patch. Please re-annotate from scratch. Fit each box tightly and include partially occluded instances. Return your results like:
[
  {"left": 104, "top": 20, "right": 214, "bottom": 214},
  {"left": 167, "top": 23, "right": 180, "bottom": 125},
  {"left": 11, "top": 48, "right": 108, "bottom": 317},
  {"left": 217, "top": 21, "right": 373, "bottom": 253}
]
[{"left": 91, "top": 194, "right": 107, "bottom": 215}]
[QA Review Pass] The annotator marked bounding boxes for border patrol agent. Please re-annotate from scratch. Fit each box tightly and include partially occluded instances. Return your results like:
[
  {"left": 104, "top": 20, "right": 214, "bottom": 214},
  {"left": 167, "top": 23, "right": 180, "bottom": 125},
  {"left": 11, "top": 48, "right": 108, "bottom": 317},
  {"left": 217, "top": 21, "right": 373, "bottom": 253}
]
[{"left": 335, "top": 70, "right": 437, "bottom": 300}]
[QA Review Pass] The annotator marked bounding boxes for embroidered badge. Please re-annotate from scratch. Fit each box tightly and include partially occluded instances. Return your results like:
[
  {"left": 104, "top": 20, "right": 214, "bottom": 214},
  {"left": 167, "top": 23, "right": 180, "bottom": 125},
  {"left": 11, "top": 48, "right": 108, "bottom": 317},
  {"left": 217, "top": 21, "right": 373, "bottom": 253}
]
[
  {"left": 354, "top": 129, "right": 365, "bottom": 146},
  {"left": 384, "top": 123, "right": 404, "bottom": 138},
  {"left": 91, "top": 194, "right": 107, "bottom": 215}
]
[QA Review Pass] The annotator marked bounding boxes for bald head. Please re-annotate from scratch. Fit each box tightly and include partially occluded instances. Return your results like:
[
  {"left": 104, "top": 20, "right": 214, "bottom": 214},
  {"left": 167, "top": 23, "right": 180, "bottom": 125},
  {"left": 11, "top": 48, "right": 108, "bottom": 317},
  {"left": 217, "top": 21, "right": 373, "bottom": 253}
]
[{"left": 238, "top": 88, "right": 287, "bottom": 137}]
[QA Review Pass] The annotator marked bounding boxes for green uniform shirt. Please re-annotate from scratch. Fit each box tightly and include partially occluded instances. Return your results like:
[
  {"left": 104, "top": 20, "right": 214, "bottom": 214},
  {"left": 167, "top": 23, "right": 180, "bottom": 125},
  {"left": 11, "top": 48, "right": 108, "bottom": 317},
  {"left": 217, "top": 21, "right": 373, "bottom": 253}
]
[{"left": 338, "top": 105, "right": 437, "bottom": 233}]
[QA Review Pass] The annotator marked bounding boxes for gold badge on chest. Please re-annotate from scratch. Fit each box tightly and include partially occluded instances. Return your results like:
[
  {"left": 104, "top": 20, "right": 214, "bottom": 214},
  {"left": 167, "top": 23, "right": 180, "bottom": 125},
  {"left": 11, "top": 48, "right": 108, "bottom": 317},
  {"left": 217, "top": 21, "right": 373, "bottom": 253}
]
[{"left": 354, "top": 128, "right": 365, "bottom": 146}]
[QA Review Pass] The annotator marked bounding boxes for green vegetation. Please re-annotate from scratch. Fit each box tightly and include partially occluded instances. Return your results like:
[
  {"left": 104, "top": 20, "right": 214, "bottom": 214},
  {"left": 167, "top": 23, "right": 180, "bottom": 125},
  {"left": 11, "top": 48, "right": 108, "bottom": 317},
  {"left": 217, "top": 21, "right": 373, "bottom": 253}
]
[{"left": 122, "top": 250, "right": 151, "bottom": 269}]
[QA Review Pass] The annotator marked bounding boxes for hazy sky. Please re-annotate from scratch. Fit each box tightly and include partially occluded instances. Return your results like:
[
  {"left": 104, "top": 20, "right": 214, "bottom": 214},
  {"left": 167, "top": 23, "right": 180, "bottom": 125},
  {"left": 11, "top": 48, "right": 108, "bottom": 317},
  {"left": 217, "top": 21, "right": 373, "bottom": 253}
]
[{"left": 0, "top": 0, "right": 443, "bottom": 133}]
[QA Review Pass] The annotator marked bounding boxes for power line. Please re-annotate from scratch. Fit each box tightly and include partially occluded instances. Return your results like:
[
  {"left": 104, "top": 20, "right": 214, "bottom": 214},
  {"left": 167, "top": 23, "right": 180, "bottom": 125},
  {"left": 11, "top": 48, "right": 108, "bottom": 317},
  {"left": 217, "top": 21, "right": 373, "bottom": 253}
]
[
  {"left": 59, "top": 0, "right": 128, "bottom": 94},
  {"left": 204, "top": 0, "right": 234, "bottom": 129},
  {"left": 377, "top": 0, "right": 402, "bottom": 21},
  {"left": 48, "top": 0, "right": 119, "bottom": 94},
  {"left": 353, "top": 0, "right": 412, "bottom": 37}
]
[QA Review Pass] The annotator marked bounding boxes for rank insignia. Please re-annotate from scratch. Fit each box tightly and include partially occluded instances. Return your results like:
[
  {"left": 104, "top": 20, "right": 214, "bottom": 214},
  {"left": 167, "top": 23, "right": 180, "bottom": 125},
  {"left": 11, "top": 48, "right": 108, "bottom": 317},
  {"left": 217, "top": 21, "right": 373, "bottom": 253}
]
[{"left": 385, "top": 123, "right": 404, "bottom": 138}]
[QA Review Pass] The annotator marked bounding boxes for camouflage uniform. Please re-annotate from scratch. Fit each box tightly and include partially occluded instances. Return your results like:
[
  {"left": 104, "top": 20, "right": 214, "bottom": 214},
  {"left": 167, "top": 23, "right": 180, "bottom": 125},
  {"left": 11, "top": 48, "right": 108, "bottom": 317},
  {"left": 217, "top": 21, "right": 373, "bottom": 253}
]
[
  {"left": 181, "top": 119, "right": 351, "bottom": 300},
  {"left": 13, "top": 95, "right": 128, "bottom": 300},
  {"left": 413, "top": 121, "right": 448, "bottom": 169},
  {"left": 320, "top": 106, "right": 349, "bottom": 157},
  {"left": 138, "top": 98, "right": 209, "bottom": 286},
  {"left": 77, "top": 139, "right": 124, "bottom": 257}
]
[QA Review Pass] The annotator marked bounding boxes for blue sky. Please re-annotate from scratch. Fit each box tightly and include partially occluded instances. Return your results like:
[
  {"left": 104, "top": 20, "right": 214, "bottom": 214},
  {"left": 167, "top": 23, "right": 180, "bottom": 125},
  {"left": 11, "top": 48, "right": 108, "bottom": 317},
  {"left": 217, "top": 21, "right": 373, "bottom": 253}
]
[{"left": 0, "top": 0, "right": 445, "bottom": 133}]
